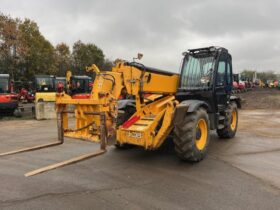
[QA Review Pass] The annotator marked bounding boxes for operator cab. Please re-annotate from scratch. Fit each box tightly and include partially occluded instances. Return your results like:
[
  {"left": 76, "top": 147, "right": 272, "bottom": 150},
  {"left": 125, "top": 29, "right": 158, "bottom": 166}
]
[
  {"left": 177, "top": 46, "right": 233, "bottom": 112},
  {"left": 0, "top": 74, "right": 10, "bottom": 94},
  {"left": 69, "top": 75, "right": 92, "bottom": 96},
  {"left": 35, "top": 75, "right": 55, "bottom": 92}
]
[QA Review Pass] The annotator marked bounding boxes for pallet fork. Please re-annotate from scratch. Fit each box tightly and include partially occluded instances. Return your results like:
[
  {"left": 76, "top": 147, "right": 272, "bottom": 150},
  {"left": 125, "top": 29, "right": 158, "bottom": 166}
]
[{"left": 0, "top": 111, "right": 107, "bottom": 177}]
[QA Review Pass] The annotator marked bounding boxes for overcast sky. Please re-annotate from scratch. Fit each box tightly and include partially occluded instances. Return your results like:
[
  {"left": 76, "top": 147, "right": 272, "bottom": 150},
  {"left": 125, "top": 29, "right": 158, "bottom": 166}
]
[{"left": 1, "top": 0, "right": 280, "bottom": 73}]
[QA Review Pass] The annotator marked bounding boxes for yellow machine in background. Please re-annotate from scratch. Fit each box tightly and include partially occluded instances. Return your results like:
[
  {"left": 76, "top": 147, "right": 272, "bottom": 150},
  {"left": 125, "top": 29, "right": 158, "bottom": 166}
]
[
  {"left": 34, "top": 72, "right": 91, "bottom": 120},
  {"left": 65, "top": 70, "right": 92, "bottom": 98},
  {"left": 35, "top": 92, "right": 56, "bottom": 102},
  {"left": 34, "top": 75, "right": 68, "bottom": 120},
  {"left": 259, "top": 80, "right": 265, "bottom": 88},
  {"left": 34, "top": 75, "right": 57, "bottom": 103},
  {"left": 34, "top": 75, "right": 58, "bottom": 120}
]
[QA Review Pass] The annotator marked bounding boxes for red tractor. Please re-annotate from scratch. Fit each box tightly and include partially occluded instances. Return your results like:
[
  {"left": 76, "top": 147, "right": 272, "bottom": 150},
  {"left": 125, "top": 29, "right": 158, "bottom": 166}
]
[
  {"left": 19, "top": 87, "right": 35, "bottom": 103},
  {"left": 13, "top": 81, "right": 35, "bottom": 103},
  {"left": 233, "top": 73, "right": 246, "bottom": 92},
  {"left": 0, "top": 74, "right": 21, "bottom": 116}
]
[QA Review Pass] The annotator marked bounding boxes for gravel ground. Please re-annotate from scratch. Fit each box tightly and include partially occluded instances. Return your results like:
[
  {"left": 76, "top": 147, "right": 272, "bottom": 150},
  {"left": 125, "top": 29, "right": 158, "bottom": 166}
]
[
  {"left": 237, "top": 88, "right": 280, "bottom": 109},
  {"left": 0, "top": 109, "right": 279, "bottom": 210}
]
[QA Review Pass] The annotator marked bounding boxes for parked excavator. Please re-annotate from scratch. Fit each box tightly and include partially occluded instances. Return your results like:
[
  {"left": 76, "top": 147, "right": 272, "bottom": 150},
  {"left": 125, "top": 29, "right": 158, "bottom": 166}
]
[
  {"left": 0, "top": 74, "right": 21, "bottom": 116},
  {"left": 0, "top": 46, "right": 241, "bottom": 176}
]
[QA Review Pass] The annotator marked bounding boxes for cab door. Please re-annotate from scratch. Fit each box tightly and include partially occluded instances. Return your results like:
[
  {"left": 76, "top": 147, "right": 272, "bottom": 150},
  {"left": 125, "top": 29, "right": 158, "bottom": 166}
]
[{"left": 214, "top": 52, "right": 232, "bottom": 110}]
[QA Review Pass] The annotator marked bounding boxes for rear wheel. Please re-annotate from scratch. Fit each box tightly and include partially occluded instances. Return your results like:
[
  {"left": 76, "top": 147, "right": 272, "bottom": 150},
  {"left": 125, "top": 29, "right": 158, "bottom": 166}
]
[
  {"left": 173, "top": 108, "right": 210, "bottom": 162},
  {"left": 115, "top": 142, "right": 134, "bottom": 149},
  {"left": 217, "top": 102, "right": 238, "bottom": 138},
  {"left": 6, "top": 109, "right": 14, "bottom": 116}
]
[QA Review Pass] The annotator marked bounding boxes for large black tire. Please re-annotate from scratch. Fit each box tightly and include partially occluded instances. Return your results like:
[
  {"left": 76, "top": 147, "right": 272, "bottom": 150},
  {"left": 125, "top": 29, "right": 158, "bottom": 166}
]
[
  {"left": 217, "top": 102, "right": 238, "bottom": 138},
  {"left": 173, "top": 108, "right": 210, "bottom": 162},
  {"left": 14, "top": 108, "right": 22, "bottom": 118},
  {"left": 115, "top": 142, "right": 134, "bottom": 149}
]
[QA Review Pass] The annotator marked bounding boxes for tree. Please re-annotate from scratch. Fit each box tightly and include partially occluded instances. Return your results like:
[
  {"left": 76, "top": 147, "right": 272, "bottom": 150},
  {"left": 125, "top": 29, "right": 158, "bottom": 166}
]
[
  {"left": 0, "top": 15, "right": 58, "bottom": 83},
  {"left": 240, "top": 70, "right": 255, "bottom": 81},
  {"left": 72, "top": 40, "right": 105, "bottom": 74},
  {"left": 257, "top": 71, "right": 277, "bottom": 81},
  {"left": 18, "top": 19, "right": 56, "bottom": 78},
  {"left": 241, "top": 69, "right": 277, "bottom": 82},
  {"left": 101, "top": 58, "right": 113, "bottom": 71},
  {"left": 0, "top": 13, "right": 24, "bottom": 79},
  {"left": 0, "top": 12, "right": 113, "bottom": 84},
  {"left": 55, "top": 42, "right": 71, "bottom": 76}
]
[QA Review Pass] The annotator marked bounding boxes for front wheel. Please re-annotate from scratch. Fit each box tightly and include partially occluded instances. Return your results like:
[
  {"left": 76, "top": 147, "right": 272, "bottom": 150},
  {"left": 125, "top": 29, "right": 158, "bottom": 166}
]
[
  {"left": 14, "top": 108, "right": 22, "bottom": 118},
  {"left": 173, "top": 108, "right": 210, "bottom": 162},
  {"left": 217, "top": 102, "right": 238, "bottom": 138}
]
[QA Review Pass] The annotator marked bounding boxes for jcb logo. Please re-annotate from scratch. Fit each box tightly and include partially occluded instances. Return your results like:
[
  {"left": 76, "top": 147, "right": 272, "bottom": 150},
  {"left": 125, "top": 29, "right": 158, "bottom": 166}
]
[{"left": 127, "top": 131, "right": 142, "bottom": 139}]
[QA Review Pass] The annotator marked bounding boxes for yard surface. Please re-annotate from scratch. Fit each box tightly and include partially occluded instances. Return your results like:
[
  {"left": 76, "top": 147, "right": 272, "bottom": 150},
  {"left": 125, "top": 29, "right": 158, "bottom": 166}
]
[
  {"left": 237, "top": 87, "right": 280, "bottom": 109},
  {"left": 0, "top": 108, "right": 279, "bottom": 210}
]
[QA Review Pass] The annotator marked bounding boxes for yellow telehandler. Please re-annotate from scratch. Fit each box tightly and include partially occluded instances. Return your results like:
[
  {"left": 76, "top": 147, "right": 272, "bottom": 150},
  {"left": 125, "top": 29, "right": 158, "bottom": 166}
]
[{"left": 1, "top": 46, "right": 241, "bottom": 176}]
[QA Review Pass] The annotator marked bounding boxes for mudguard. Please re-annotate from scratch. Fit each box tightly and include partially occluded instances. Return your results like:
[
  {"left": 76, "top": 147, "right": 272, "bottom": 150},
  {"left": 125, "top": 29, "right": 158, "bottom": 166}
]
[
  {"left": 230, "top": 95, "right": 241, "bottom": 108},
  {"left": 173, "top": 100, "right": 209, "bottom": 126}
]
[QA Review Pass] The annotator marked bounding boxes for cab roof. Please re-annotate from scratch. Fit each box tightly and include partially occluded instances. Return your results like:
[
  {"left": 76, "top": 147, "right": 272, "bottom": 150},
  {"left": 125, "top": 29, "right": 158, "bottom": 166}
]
[
  {"left": 0, "top": 74, "right": 9, "bottom": 78},
  {"left": 183, "top": 46, "right": 228, "bottom": 57}
]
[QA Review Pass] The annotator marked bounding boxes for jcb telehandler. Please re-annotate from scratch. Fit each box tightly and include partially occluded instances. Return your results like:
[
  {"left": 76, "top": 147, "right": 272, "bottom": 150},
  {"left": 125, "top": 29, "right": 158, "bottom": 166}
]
[{"left": 0, "top": 46, "right": 240, "bottom": 176}]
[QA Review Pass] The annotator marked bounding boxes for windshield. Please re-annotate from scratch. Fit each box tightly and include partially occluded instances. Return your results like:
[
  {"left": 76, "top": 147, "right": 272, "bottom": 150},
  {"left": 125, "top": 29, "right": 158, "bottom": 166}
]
[
  {"left": 180, "top": 55, "right": 215, "bottom": 90},
  {"left": 35, "top": 77, "right": 55, "bottom": 92},
  {"left": 0, "top": 78, "right": 10, "bottom": 93}
]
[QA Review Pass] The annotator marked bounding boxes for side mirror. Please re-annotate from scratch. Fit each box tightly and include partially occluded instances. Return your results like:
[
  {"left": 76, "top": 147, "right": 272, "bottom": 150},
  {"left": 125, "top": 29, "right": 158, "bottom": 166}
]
[
  {"left": 137, "top": 53, "right": 143, "bottom": 60},
  {"left": 133, "top": 53, "right": 143, "bottom": 61}
]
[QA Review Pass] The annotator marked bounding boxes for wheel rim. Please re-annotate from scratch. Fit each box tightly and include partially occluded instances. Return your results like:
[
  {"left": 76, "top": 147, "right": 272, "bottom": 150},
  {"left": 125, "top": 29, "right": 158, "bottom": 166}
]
[
  {"left": 230, "top": 109, "right": 237, "bottom": 130},
  {"left": 195, "top": 119, "right": 208, "bottom": 150}
]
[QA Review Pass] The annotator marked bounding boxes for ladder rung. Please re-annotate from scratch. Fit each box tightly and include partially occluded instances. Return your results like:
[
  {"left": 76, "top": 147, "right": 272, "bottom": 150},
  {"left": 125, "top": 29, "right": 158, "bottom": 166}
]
[
  {"left": 133, "top": 123, "right": 148, "bottom": 126},
  {"left": 141, "top": 118, "right": 155, "bottom": 121},
  {"left": 219, "top": 116, "right": 225, "bottom": 120},
  {"left": 218, "top": 124, "right": 225, "bottom": 129}
]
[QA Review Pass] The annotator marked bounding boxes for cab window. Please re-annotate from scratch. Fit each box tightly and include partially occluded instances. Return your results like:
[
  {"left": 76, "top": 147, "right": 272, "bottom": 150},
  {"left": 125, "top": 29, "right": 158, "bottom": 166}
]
[
  {"left": 217, "top": 61, "right": 226, "bottom": 86},
  {"left": 227, "top": 63, "right": 232, "bottom": 85}
]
